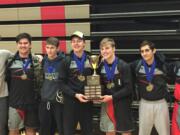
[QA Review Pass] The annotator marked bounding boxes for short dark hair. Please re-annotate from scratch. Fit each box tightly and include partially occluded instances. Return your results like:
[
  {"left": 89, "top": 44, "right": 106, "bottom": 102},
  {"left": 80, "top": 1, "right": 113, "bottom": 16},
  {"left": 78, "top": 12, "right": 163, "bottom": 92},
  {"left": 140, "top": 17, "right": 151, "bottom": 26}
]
[
  {"left": 139, "top": 40, "right": 155, "bottom": 50},
  {"left": 16, "top": 33, "right": 32, "bottom": 44},
  {"left": 46, "top": 37, "right": 59, "bottom": 48}
]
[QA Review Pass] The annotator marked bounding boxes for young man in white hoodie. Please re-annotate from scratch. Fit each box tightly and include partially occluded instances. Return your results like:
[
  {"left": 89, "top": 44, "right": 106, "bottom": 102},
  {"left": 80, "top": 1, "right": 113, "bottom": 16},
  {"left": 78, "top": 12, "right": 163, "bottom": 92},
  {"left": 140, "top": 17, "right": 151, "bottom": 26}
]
[{"left": 0, "top": 49, "right": 12, "bottom": 135}]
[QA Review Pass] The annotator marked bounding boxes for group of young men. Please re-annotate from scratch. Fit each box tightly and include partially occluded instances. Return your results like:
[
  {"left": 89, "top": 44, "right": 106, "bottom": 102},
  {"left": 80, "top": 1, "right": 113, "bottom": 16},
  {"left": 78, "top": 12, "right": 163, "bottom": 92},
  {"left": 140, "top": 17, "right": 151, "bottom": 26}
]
[{"left": 0, "top": 31, "right": 179, "bottom": 135}]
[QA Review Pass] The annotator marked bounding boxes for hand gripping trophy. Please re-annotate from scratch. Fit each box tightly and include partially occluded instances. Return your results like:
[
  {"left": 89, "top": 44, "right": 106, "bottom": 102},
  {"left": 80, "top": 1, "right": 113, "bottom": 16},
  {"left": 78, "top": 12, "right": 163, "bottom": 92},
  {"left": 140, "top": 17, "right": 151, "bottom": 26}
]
[{"left": 84, "top": 55, "right": 102, "bottom": 100}]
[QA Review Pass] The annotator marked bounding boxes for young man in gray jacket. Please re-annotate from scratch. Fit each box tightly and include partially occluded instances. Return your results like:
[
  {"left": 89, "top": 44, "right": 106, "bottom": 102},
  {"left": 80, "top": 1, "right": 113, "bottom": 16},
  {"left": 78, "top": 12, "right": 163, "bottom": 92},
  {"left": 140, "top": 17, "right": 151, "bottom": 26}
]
[{"left": 0, "top": 49, "right": 12, "bottom": 135}]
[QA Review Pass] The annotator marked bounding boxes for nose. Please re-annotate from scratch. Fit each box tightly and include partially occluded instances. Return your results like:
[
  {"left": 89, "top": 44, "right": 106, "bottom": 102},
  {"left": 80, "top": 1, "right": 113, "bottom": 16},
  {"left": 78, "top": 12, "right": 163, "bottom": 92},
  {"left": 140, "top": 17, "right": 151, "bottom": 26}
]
[
  {"left": 142, "top": 51, "right": 145, "bottom": 55},
  {"left": 142, "top": 52, "right": 146, "bottom": 57}
]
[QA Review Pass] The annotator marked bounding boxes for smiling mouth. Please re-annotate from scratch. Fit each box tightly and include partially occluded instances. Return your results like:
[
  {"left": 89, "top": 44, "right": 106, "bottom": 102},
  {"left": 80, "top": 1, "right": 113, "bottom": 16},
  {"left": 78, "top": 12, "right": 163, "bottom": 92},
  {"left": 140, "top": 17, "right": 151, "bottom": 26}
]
[{"left": 103, "top": 53, "right": 108, "bottom": 56}]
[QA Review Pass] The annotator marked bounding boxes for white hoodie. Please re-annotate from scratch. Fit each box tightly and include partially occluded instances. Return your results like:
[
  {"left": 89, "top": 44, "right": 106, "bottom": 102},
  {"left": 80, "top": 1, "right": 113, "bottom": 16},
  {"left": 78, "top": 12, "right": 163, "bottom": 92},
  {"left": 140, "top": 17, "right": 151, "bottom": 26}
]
[{"left": 0, "top": 50, "right": 12, "bottom": 97}]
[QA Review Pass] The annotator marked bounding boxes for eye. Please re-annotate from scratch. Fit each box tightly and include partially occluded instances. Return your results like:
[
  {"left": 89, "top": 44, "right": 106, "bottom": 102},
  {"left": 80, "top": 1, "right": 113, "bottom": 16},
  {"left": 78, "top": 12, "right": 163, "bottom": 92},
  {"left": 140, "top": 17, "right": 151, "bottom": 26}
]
[
  {"left": 145, "top": 49, "right": 150, "bottom": 52},
  {"left": 140, "top": 49, "right": 150, "bottom": 53}
]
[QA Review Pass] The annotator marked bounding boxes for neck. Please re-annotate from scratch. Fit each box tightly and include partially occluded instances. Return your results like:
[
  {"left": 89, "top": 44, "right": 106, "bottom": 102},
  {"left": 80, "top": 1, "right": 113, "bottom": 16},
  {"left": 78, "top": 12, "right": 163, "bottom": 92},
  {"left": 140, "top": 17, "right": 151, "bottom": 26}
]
[
  {"left": 74, "top": 50, "right": 84, "bottom": 58},
  {"left": 106, "top": 55, "right": 116, "bottom": 64},
  {"left": 48, "top": 54, "right": 57, "bottom": 60},
  {"left": 19, "top": 52, "right": 29, "bottom": 58},
  {"left": 146, "top": 56, "right": 155, "bottom": 65}
]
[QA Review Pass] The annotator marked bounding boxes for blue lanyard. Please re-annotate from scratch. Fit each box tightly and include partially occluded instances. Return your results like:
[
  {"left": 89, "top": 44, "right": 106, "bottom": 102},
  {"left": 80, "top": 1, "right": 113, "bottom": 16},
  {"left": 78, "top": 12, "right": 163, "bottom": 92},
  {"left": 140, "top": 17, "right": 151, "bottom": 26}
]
[
  {"left": 22, "top": 58, "right": 31, "bottom": 73},
  {"left": 45, "top": 59, "right": 58, "bottom": 73},
  {"left": 73, "top": 52, "right": 86, "bottom": 73},
  {"left": 104, "top": 57, "right": 118, "bottom": 81},
  {"left": 142, "top": 59, "right": 156, "bottom": 82}
]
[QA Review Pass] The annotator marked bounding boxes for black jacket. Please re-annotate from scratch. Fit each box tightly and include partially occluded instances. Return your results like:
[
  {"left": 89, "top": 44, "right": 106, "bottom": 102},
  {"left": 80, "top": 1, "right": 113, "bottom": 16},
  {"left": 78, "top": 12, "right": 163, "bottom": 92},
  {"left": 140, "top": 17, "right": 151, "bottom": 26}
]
[
  {"left": 99, "top": 58, "right": 133, "bottom": 101},
  {"left": 62, "top": 51, "right": 93, "bottom": 98},
  {"left": 176, "top": 62, "right": 180, "bottom": 83},
  {"left": 99, "top": 57, "right": 134, "bottom": 131},
  {"left": 6, "top": 52, "right": 42, "bottom": 109},
  {"left": 130, "top": 56, "right": 170, "bottom": 101}
]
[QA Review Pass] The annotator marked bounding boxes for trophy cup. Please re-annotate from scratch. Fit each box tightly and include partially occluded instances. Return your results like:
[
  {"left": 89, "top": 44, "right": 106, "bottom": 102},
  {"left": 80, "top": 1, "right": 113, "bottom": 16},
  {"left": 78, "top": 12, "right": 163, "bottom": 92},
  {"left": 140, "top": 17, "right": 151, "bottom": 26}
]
[{"left": 84, "top": 55, "right": 102, "bottom": 100}]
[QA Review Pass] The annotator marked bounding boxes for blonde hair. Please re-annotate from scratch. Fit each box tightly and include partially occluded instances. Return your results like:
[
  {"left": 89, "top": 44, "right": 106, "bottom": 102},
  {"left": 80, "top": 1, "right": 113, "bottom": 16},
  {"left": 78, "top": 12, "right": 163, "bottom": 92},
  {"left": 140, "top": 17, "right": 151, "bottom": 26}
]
[{"left": 99, "top": 37, "right": 116, "bottom": 48}]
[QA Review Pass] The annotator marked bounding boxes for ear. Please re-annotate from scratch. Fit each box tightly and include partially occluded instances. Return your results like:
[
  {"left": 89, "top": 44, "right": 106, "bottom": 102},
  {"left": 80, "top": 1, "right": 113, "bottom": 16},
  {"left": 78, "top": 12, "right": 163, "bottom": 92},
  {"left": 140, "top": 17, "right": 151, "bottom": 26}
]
[
  {"left": 29, "top": 43, "right": 32, "bottom": 49},
  {"left": 83, "top": 42, "right": 86, "bottom": 49},
  {"left": 153, "top": 48, "right": 156, "bottom": 54},
  {"left": 112, "top": 46, "right": 116, "bottom": 53}
]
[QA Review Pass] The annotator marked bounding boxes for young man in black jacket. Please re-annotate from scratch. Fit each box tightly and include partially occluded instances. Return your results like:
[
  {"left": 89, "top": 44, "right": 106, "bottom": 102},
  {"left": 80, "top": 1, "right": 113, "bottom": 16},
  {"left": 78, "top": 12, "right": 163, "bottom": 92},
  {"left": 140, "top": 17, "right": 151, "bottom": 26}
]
[
  {"left": 99, "top": 37, "right": 134, "bottom": 135},
  {"left": 63, "top": 31, "right": 93, "bottom": 135},
  {"left": 39, "top": 37, "right": 65, "bottom": 135},
  {"left": 6, "top": 33, "right": 42, "bottom": 135},
  {"left": 130, "top": 40, "right": 170, "bottom": 135}
]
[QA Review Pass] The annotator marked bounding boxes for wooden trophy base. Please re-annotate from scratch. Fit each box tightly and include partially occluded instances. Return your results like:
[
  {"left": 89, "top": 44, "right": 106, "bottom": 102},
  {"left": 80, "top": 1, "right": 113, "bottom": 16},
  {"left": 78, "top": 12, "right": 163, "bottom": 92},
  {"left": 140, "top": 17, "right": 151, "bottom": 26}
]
[{"left": 84, "top": 85, "right": 102, "bottom": 100}]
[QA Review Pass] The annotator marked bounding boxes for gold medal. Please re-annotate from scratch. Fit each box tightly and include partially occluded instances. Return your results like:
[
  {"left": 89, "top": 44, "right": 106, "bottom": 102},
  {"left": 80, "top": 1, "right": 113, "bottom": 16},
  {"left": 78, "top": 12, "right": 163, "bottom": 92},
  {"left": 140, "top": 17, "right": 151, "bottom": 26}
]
[
  {"left": 106, "top": 82, "right": 115, "bottom": 89},
  {"left": 146, "top": 83, "right": 154, "bottom": 92},
  {"left": 48, "top": 76, "right": 53, "bottom": 80},
  {"left": 78, "top": 75, "right": 85, "bottom": 82},
  {"left": 21, "top": 74, "right": 27, "bottom": 80},
  {"left": 107, "top": 83, "right": 112, "bottom": 89},
  {"left": 111, "top": 82, "right": 115, "bottom": 88}
]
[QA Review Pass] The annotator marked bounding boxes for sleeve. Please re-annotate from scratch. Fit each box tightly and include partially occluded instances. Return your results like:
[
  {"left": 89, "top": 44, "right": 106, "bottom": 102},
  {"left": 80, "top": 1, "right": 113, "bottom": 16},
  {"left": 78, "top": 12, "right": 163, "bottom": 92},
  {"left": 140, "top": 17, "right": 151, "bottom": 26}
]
[
  {"left": 33, "top": 56, "right": 44, "bottom": 93},
  {"left": 58, "top": 58, "right": 76, "bottom": 98},
  {"left": 112, "top": 61, "right": 133, "bottom": 100},
  {"left": 129, "top": 60, "right": 141, "bottom": 100},
  {"left": 129, "top": 61, "right": 137, "bottom": 82},
  {"left": 0, "top": 49, "right": 12, "bottom": 61}
]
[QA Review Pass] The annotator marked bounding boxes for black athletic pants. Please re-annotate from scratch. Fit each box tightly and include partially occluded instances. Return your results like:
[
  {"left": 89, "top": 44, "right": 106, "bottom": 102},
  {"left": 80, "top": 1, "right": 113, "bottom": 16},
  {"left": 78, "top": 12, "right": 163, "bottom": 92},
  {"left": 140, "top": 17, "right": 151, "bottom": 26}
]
[
  {"left": 39, "top": 101, "right": 63, "bottom": 135},
  {"left": 63, "top": 96, "right": 93, "bottom": 135}
]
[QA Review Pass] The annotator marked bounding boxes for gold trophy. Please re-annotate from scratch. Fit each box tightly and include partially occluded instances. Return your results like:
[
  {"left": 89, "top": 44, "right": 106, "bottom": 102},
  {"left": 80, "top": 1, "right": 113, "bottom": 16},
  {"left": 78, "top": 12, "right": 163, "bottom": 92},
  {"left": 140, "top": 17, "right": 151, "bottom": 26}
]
[{"left": 84, "top": 55, "right": 102, "bottom": 100}]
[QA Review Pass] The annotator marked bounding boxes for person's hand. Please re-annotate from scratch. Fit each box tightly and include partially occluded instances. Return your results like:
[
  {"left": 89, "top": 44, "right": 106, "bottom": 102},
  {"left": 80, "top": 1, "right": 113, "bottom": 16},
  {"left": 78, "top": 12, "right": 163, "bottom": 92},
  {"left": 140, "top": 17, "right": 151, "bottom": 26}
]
[
  {"left": 75, "top": 93, "right": 88, "bottom": 103},
  {"left": 36, "top": 55, "right": 43, "bottom": 63},
  {"left": 100, "top": 95, "right": 113, "bottom": 103}
]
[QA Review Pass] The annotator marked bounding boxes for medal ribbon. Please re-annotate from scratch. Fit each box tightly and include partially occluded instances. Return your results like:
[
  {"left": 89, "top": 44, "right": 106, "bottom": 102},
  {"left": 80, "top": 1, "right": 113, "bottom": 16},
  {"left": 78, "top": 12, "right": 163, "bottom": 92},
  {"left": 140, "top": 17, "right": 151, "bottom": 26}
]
[
  {"left": 73, "top": 52, "right": 86, "bottom": 73},
  {"left": 142, "top": 59, "right": 156, "bottom": 83},
  {"left": 104, "top": 57, "right": 118, "bottom": 81},
  {"left": 22, "top": 58, "right": 31, "bottom": 73}
]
